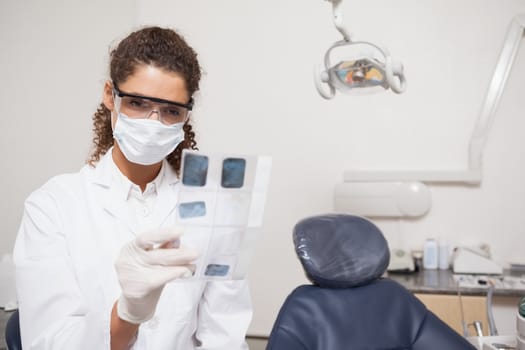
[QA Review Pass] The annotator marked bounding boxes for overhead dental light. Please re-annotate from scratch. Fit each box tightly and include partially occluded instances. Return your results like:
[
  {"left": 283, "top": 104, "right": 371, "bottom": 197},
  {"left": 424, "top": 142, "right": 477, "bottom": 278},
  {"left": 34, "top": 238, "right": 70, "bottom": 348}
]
[
  {"left": 314, "top": 0, "right": 407, "bottom": 99},
  {"left": 335, "top": 14, "right": 525, "bottom": 218}
]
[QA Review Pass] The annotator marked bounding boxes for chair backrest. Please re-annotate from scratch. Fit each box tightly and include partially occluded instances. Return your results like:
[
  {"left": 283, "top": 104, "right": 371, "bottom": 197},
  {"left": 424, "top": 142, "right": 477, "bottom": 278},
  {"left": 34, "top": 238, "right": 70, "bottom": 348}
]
[
  {"left": 5, "top": 309, "right": 22, "bottom": 350},
  {"left": 266, "top": 214, "right": 476, "bottom": 350}
]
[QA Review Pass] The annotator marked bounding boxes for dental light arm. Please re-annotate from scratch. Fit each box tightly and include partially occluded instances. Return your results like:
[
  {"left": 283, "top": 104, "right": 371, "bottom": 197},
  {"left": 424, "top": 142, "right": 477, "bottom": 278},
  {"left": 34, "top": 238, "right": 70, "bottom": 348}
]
[
  {"left": 329, "top": 0, "right": 351, "bottom": 41},
  {"left": 469, "top": 14, "right": 525, "bottom": 173},
  {"left": 385, "top": 56, "right": 407, "bottom": 94},
  {"left": 315, "top": 0, "right": 407, "bottom": 99}
]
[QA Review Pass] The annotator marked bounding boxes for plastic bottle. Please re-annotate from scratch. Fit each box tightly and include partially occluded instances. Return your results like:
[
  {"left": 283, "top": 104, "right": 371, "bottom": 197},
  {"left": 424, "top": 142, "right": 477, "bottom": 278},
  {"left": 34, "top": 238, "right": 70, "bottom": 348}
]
[
  {"left": 438, "top": 240, "right": 449, "bottom": 270},
  {"left": 423, "top": 238, "right": 438, "bottom": 270}
]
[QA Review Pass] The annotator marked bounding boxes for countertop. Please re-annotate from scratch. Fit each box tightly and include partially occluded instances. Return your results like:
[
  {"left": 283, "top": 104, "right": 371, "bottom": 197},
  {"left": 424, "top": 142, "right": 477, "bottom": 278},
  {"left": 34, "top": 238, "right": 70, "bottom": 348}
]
[{"left": 387, "top": 268, "right": 525, "bottom": 297}]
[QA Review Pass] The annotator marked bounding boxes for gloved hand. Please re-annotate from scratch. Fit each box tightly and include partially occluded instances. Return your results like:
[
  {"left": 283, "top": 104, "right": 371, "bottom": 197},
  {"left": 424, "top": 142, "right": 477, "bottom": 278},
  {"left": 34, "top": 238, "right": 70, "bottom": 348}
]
[{"left": 115, "top": 226, "right": 199, "bottom": 324}]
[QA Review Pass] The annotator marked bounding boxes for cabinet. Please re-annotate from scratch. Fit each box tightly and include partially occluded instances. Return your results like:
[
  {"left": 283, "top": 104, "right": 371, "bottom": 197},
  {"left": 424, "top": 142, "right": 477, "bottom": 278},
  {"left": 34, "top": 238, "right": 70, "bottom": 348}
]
[
  {"left": 415, "top": 293, "right": 488, "bottom": 336},
  {"left": 388, "top": 269, "right": 525, "bottom": 336}
]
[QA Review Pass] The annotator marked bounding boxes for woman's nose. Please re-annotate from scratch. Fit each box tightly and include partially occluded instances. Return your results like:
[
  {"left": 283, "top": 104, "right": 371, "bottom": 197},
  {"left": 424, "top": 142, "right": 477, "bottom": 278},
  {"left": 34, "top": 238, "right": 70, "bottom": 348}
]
[{"left": 146, "top": 110, "right": 161, "bottom": 121}]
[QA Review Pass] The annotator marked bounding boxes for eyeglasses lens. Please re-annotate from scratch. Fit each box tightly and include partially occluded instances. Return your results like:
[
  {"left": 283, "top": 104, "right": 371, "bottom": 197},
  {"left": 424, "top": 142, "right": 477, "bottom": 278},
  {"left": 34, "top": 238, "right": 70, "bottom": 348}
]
[{"left": 118, "top": 95, "right": 189, "bottom": 125}]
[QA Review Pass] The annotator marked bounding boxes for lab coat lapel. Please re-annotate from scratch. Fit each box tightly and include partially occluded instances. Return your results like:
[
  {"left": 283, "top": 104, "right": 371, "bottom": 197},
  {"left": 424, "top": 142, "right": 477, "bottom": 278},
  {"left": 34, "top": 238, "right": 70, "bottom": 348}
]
[
  {"left": 105, "top": 187, "right": 137, "bottom": 235},
  {"left": 151, "top": 161, "right": 180, "bottom": 226},
  {"left": 91, "top": 150, "right": 138, "bottom": 235}
]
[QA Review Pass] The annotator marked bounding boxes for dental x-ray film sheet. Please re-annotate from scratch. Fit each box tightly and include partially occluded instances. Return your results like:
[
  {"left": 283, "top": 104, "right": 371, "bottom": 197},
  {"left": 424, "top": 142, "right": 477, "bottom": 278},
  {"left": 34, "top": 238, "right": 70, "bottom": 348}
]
[{"left": 177, "top": 150, "right": 272, "bottom": 280}]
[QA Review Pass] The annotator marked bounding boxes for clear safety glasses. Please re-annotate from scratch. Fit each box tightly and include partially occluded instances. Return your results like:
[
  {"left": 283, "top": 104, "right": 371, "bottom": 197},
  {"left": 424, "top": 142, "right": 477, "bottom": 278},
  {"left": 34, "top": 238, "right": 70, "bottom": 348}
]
[{"left": 113, "top": 84, "right": 193, "bottom": 126}]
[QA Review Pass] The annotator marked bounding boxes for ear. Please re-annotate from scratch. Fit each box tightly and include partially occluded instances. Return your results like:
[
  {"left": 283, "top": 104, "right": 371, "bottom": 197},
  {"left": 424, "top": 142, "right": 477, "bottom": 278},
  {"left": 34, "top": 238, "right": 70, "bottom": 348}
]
[{"left": 102, "top": 80, "right": 114, "bottom": 111}]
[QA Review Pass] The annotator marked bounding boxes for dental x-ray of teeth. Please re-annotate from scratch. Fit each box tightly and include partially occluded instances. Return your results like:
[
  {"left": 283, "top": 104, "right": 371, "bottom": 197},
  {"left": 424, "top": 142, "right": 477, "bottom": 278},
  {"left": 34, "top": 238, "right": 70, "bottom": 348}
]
[{"left": 176, "top": 150, "right": 272, "bottom": 280}]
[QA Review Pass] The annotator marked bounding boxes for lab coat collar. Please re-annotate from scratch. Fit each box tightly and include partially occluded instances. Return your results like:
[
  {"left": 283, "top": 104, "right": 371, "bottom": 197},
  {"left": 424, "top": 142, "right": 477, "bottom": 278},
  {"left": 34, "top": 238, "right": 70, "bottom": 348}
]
[{"left": 91, "top": 148, "right": 180, "bottom": 234}]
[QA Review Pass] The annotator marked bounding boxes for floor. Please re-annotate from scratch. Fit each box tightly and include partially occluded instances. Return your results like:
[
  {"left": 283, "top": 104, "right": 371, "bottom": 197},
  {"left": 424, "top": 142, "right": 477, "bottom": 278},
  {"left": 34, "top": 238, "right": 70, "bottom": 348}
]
[
  {"left": 0, "top": 309, "right": 10, "bottom": 350},
  {"left": 246, "top": 337, "right": 268, "bottom": 350}
]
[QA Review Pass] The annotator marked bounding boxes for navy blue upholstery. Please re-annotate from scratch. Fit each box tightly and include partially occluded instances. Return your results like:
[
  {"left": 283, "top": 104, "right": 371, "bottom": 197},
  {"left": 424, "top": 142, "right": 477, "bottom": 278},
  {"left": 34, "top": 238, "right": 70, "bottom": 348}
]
[
  {"left": 267, "top": 214, "right": 476, "bottom": 350},
  {"left": 293, "top": 214, "right": 390, "bottom": 288},
  {"left": 5, "top": 309, "right": 22, "bottom": 350}
]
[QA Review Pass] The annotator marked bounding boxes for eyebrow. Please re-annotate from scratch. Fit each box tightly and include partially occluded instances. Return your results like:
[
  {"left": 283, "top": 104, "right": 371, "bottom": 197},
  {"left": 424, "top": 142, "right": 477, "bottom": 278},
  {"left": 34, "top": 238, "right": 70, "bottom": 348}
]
[{"left": 113, "top": 83, "right": 194, "bottom": 110}]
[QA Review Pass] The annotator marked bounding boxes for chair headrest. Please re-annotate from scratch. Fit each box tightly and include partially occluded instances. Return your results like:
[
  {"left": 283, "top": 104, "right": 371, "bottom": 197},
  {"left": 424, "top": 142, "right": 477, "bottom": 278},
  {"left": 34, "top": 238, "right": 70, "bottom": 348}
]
[{"left": 293, "top": 214, "right": 390, "bottom": 288}]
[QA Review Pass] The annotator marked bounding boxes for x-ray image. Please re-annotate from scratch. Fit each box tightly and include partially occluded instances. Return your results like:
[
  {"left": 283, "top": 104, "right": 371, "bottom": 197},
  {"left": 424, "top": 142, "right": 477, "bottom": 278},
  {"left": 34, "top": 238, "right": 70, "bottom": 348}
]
[
  {"left": 178, "top": 201, "right": 206, "bottom": 219},
  {"left": 182, "top": 154, "right": 209, "bottom": 187},
  {"left": 177, "top": 150, "right": 272, "bottom": 280},
  {"left": 221, "top": 158, "right": 246, "bottom": 188},
  {"left": 205, "top": 264, "right": 230, "bottom": 277}
]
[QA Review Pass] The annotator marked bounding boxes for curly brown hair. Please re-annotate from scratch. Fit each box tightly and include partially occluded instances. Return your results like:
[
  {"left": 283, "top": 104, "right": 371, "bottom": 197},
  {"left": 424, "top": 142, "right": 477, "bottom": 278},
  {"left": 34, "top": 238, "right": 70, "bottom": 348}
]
[{"left": 88, "top": 26, "right": 202, "bottom": 174}]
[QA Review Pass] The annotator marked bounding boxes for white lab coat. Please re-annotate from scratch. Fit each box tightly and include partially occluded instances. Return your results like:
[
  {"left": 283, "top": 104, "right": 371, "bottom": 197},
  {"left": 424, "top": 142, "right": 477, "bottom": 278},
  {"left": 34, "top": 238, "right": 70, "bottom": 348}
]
[{"left": 13, "top": 150, "right": 252, "bottom": 350}]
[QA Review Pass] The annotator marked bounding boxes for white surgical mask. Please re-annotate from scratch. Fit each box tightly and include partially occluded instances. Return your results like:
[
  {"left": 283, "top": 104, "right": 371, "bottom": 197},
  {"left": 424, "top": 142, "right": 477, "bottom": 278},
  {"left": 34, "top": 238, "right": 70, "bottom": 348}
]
[{"left": 113, "top": 112, "right": 185, "bottom": 165}]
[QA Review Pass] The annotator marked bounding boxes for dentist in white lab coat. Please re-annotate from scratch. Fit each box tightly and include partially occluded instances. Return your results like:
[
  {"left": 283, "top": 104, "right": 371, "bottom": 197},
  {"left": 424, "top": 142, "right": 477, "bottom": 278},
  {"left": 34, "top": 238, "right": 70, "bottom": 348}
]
[{"left": 13, "top": 26, "right": 252, "bottom": 350}]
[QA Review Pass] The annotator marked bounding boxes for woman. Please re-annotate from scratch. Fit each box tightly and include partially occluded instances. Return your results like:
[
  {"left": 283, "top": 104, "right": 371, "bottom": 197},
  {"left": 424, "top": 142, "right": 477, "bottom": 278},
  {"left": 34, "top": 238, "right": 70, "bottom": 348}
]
[{"left": 13, "top": 26, "right": 252, "bottom": 350}]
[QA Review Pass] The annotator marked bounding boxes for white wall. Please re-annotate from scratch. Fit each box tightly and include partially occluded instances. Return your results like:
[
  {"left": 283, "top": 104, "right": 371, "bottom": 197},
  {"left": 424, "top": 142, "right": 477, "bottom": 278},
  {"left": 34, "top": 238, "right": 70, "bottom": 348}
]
[
  {"left": 0, "top": 0, "right": 135, "bottom": 252},
  {"left": 2, "top": 0, "right": 525, "bottom": 337}
]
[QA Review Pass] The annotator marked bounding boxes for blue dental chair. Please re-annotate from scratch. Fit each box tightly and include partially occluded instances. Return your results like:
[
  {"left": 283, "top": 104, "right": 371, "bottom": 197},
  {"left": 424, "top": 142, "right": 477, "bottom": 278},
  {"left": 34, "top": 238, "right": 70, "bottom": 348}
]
[
  {"left": 266, "top": 214, "right": 476, "bottom": 350},
  {"left": 5, "top": 309, "right": 22, "bottom": 350}
]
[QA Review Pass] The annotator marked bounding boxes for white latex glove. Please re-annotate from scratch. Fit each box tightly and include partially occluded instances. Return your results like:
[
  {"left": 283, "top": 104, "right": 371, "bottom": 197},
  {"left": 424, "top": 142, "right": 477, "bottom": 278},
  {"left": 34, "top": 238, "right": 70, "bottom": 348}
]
[{"left": 115, "top": 227, "right": 199, "bottom": 324}]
